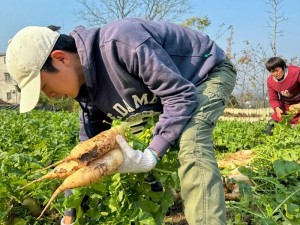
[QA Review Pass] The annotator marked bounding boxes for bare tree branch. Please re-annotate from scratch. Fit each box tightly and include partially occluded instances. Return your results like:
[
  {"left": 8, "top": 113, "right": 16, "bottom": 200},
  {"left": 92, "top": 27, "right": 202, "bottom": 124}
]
[
  {"left": 265, "top": 0, "right": 287, "bottom": 56},
  {"left": 76, "top": 0, "right": 191, "bottom": 27}
]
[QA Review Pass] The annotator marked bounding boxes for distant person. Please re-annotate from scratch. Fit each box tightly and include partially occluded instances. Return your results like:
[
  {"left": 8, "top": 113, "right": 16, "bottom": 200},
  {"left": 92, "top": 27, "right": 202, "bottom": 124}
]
[
  {"left": 265, "top": 56, "right": 300, "bottom": 135},
  {"left": 6, "top": 18, "right": 237, "bottom": 225}
]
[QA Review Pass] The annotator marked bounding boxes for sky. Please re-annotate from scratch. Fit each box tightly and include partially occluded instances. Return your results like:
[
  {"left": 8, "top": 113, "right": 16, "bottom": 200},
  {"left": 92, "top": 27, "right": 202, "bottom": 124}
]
[{"left": 1, "top": 0, "right": 299, "bottom": 59}]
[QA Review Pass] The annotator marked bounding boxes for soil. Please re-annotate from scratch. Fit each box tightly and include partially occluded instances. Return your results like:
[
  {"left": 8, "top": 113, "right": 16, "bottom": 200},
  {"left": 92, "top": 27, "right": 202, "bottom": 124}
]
[
  {"left": 164, "top": 193, "right": 188, "bottom": 225},
  {"left": 164, "top": 213, "right": 188, "bottom": 225}
]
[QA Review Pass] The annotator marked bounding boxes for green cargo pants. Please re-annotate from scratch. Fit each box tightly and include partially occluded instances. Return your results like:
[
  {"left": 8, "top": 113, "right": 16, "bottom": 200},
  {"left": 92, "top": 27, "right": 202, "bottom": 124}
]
[{"left": 177, "top": 59, "right": 237, "bottom": 225}]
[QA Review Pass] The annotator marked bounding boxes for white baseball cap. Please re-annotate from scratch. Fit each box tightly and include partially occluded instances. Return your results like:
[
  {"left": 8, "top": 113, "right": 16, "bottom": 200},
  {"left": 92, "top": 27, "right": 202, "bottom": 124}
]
[{"left": 6, "top": 26, "right": 60, "bottom": 113}]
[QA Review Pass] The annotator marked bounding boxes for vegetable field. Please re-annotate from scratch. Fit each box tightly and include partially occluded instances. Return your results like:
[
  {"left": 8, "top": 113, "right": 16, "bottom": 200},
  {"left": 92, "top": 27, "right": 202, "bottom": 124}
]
[{"left": 0, "top": 110, "right": 299, "bottom": 225}]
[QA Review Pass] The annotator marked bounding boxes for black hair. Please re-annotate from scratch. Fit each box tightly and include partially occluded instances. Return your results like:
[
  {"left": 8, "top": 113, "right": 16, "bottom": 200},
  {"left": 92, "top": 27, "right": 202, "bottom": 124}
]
[
  {"left": 265, "top": 57, "right": 287, "bottom": 72},
  {"left": 41, "top": 25, "right": 77, "bottom": 72}
]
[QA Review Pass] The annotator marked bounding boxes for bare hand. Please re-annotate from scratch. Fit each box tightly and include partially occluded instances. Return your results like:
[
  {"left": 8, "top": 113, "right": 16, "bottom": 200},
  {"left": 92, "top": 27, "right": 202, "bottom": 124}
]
[
  {"left": 275, "top": 107, "right": 283, "bottom": 119},
  {"left": 289, "top": 103, "right": 300, "bottom": 111}
]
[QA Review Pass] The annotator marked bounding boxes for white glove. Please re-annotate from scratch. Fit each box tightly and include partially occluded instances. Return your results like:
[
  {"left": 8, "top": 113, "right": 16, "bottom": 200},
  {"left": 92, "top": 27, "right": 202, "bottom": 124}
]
[
  {"left": 115, "top": 135, "right": 158, "bottom": 173},
  {"left": 61, "top": 218, "right": 74, "bottom": 225}
]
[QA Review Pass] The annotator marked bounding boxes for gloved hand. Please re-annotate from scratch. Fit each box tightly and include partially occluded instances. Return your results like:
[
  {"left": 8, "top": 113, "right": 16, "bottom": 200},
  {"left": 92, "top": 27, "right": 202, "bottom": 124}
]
[{"left": 115, "top": 135, "right": 158, "bottom": 173}]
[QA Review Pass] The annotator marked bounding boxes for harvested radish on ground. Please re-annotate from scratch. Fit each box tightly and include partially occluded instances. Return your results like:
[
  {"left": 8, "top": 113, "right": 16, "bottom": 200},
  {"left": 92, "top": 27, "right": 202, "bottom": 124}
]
[
  {"left": 40, "top": 125, "right": 125, "bottom": 171},
  {"left": 37, "top": 148, "right": 124, "bottom": 220}
]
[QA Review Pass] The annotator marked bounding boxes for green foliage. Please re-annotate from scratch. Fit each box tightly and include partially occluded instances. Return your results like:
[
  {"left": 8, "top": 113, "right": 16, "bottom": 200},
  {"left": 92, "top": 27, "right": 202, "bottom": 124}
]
[
  {"left": 0, "top": 111, "right": 179, "bottom": 224},
  {"left": 0, "top": 109, "right": 79, "bottom": 224},
  {"left": 38, "top": 93, "right": 80, "bottom": 112},
  {"left": 213, "top": 120, "right": 267, "bottom": 154},
  {"left": 181, "top": 16, "right": 211, "bottom": 31},
  {"left": 1, "top": 110, "right": 299, "bottom": 224},
  {"left": 224, "top": 118, "right": 300, "bottom": 225}
]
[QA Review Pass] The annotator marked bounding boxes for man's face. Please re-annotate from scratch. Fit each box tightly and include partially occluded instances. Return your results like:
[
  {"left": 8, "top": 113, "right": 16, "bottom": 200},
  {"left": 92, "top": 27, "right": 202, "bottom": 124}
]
[
  {"left": 270, "top": 67, "right": 285, "bottom": 80},
  {"left": 40, "top": 51, "right": 84, "bottom": 99},
  {"left": 40, "top": 69, "right": 79, "bottom": 99}
]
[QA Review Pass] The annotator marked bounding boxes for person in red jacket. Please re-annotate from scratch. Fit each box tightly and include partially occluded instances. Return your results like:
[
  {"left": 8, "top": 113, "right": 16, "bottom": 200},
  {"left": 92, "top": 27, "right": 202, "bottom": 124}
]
[{"left": 266, "top": 57, "right": 300, "bottom": 135}]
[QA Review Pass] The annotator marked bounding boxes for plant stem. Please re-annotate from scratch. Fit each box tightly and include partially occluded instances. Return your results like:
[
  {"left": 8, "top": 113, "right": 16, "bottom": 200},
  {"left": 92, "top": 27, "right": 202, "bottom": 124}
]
[
  {"left": 272, "top": 185, "right": 300, "bottom": 215},
  {"left": 153, "top": 168, "right": 173, "bottom": 174}
]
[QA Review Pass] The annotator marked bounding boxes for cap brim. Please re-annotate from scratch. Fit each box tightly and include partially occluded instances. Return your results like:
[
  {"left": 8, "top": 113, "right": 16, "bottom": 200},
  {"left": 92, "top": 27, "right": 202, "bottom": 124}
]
[{"left": 19, "top": 72, "right": 41, "bottom": 113}]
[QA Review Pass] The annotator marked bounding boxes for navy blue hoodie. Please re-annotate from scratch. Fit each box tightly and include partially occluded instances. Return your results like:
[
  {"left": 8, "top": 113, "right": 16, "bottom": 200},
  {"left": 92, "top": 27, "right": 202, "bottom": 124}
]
[{"left": 72, "top": 18, "right": 225, "bottom": 157}]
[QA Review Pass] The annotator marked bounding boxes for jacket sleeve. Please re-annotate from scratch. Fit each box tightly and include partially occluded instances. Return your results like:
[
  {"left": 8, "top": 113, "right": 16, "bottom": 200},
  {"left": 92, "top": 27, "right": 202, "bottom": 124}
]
[
  {"left": 267, "top": 79, "right": 281, "bottom": 109},
  {"left": 124, "top": 39, "right": 198, "bottom": 156}
]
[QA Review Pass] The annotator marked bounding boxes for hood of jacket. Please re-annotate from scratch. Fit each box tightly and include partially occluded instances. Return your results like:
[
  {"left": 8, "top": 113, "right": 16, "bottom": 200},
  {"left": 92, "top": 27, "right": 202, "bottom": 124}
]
[{"left": 71, "top": 26, "right": 100, "bottom": 101}]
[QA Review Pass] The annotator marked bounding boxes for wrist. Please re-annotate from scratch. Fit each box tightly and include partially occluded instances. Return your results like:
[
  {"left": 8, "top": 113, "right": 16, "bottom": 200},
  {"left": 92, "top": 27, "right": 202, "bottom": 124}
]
[{"left": 146, "top": 148, "right": 159, "bottom": 162}]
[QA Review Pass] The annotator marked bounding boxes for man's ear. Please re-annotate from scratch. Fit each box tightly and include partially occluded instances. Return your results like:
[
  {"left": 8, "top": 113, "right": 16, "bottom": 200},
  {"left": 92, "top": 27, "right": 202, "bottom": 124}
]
[{"left": 50, "top": 50, "right": 68, "bottom": 64}]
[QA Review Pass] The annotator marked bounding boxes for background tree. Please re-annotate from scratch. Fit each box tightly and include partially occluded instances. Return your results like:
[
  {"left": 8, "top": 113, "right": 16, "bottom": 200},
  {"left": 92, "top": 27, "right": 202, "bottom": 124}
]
[
  {"left": 180, "top": 16, "right": 210, "bottom": 31},
  {"left": 233, "top": 42, "right": 269, "bottom": 108},
  {"left": 227, "top": 0, "right": 289, "bottom": 108},
  {"left": 226, "top": 26, "right": 270, "bottom": 108},
  {"left": 76, "top": 0, "right": 192, "bottom": 26},
  {"left": 266, "top": 0, "right": 287, "bottom": 56}
]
